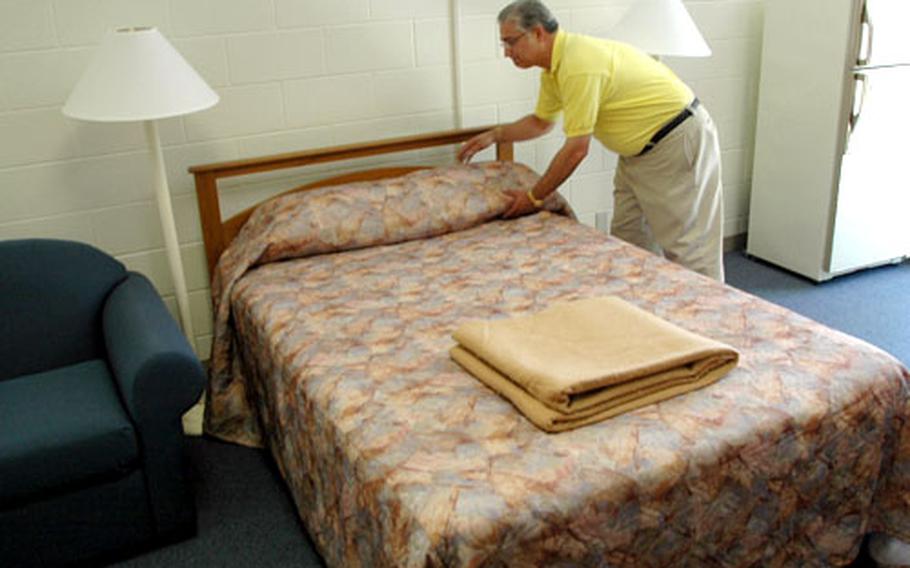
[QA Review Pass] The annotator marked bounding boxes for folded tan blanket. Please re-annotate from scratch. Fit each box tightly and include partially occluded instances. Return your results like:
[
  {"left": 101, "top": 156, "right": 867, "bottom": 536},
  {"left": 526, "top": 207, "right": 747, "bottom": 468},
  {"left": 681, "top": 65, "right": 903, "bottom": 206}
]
[{"left": 450, "top": 296, "right": 739, "bottom": 432}]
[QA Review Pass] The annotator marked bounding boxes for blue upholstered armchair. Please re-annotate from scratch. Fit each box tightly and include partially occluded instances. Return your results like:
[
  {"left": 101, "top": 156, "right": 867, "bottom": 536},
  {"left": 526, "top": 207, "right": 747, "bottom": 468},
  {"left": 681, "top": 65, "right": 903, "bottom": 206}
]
[{"left": 0, "top": 239, "right": 205, "bottom": 566}]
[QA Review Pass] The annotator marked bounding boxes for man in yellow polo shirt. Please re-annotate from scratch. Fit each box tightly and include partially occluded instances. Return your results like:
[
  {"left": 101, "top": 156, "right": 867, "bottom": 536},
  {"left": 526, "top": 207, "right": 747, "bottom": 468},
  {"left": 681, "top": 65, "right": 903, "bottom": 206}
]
[{"left": 458, "top": 0, "right": 724, "bottom": 281}]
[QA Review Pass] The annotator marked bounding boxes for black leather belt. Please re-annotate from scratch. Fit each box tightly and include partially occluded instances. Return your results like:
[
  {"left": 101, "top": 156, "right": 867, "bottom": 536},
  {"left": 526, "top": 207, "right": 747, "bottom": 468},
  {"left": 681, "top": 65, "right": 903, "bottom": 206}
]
[{"left": 637, "top": 98, "right": 700, "bottom": 156}]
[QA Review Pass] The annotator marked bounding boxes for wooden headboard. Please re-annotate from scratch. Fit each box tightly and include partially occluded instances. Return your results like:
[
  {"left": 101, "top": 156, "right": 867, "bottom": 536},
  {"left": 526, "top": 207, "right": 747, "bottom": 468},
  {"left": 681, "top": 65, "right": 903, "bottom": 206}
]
[{"left": 189, "top": 126, "right": 514, "bottom": 276}]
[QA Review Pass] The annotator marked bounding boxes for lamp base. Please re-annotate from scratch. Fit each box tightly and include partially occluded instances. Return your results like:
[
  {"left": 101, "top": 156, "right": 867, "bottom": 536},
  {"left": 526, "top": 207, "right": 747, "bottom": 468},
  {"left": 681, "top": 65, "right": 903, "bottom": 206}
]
[{"left": 182, "top": 395, "right": 205, "bottom": 436}]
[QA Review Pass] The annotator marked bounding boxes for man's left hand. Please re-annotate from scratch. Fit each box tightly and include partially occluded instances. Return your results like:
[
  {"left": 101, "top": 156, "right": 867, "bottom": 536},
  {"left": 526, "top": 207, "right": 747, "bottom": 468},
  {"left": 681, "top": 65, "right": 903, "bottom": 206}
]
[{"left": 502, "top": 189, "right": 540, "bottom": 219}]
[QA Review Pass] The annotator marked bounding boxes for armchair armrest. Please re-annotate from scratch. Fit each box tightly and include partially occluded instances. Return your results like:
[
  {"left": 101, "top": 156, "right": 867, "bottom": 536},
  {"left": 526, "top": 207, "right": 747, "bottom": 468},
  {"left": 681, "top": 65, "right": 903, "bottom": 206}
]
[{"left": 103, "top": 272, "right": 205, "bottom": 537}]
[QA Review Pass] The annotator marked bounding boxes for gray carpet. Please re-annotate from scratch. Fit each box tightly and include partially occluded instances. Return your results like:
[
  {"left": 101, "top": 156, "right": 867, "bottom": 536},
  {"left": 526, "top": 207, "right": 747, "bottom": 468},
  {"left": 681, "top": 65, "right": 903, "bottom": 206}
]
[
  {"left": 725, "top": 252, "right": 909, "bottom": 366},
  {"left": 113, "top": 251, "right": 909, "bottom": 567},
  {"left": 113, "top": 438, "right": 324, "bottom": 568}
]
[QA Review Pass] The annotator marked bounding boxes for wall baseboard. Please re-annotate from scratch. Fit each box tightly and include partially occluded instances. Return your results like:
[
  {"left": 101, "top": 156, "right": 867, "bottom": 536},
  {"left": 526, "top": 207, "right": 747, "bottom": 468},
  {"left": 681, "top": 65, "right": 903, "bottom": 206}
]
[{"left": 724, "top": 233, "right": 747, "bottom": 252}]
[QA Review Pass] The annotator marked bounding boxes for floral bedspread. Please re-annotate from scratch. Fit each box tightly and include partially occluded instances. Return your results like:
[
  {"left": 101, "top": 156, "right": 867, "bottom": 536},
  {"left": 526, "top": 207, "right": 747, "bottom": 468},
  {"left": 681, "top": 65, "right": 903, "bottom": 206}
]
[{"left": 205, "top": 163, "right": 910, "bottom": 567}]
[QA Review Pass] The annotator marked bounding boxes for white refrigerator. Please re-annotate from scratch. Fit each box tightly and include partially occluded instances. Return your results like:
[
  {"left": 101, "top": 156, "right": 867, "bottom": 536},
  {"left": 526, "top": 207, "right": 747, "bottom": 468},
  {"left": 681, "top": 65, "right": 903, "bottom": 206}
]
[{"left": 747, "top": 0, "right": 910, "bottom": 281}]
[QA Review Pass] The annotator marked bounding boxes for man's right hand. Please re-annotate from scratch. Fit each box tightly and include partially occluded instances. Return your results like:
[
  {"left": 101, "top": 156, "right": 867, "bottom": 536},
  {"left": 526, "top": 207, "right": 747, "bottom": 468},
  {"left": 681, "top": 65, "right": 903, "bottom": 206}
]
[{"left": 457, "top": 129, "right": 497, "bottom": 163}]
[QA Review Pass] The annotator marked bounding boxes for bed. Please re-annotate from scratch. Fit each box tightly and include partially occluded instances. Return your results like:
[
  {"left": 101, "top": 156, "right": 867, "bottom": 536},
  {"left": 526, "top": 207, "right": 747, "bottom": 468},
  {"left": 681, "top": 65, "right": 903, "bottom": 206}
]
[{"left": 190, "top": 127, "right": 910, "bottom": 567}]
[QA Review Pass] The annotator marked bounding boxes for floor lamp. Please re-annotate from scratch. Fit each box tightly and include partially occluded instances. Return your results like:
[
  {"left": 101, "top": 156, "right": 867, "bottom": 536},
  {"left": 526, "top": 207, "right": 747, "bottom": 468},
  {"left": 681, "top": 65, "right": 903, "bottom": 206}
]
[
  {"left": 607, "top": 0, "right": 711, "bottom": 58},
  {"left": 63, "top": 27, "right": 219, "bottom": 346}
]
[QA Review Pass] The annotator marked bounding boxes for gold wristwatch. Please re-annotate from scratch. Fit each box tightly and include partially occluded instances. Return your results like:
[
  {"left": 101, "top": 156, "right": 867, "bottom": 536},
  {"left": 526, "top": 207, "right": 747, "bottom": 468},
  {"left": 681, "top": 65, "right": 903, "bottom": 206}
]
[{"left": 526, "top": 188, "right": 544, "bottom": 208}]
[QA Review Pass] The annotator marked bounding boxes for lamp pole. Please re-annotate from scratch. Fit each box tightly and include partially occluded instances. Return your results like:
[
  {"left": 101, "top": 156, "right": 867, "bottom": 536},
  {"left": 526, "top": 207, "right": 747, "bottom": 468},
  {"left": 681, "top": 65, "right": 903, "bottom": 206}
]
[{"left": 144, "top": 120, "right": 195, "bottom": 343}]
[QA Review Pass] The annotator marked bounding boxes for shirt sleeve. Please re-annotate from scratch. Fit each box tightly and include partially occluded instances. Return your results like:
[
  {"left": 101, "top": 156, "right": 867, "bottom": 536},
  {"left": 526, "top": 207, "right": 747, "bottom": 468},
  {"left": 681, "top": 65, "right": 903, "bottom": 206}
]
[
  {"left": 534, "top": 73, "right": 562, "bottom": 122},
  {"left": 559, "top": 74, "right": 601, "bottom": 137}
]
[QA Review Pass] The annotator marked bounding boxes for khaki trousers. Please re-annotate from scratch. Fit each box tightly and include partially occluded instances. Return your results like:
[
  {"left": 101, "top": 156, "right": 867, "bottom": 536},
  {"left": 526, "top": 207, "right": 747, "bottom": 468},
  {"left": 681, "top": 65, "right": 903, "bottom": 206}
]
[{"left": 611, "top": 104, "right": 725, "bottom": 281}]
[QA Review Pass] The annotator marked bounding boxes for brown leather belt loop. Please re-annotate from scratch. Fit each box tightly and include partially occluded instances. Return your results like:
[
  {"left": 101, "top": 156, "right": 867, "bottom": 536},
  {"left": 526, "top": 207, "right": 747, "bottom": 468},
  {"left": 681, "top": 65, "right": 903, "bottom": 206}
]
[{"left": 637, "top": 98, "right": 700, "bottom": 157}]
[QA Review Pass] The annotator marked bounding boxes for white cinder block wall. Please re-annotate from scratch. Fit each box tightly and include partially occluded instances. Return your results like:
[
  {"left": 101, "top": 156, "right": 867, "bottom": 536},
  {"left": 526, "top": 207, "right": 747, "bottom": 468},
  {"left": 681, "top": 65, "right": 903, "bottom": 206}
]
[{"left": 0, "top": 0, "right": 763, "bottom": 358}]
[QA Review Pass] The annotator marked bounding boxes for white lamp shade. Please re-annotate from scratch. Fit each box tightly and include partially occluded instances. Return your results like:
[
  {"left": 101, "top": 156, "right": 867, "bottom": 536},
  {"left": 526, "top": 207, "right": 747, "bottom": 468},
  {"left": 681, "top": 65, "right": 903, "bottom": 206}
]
[
  {"left": 63, "top": 27, "right": 218, "bottom": 122},
  {"left": 608, "top": 0, "right": 711, "bottom": 57}
]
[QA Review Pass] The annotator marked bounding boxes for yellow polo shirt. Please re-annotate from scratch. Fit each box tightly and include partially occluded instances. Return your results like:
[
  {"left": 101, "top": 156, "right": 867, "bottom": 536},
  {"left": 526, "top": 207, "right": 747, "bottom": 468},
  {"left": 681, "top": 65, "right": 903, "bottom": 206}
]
[{"left": 534, "top": 30, "right": 694, "bottom": 157}]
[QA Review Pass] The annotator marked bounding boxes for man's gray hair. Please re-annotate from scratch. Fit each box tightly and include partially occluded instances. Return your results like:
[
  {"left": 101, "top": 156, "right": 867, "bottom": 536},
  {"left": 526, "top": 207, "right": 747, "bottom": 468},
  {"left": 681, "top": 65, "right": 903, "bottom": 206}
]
[{"left": 498, "top": 1, "right": 559, "bottom": 33}]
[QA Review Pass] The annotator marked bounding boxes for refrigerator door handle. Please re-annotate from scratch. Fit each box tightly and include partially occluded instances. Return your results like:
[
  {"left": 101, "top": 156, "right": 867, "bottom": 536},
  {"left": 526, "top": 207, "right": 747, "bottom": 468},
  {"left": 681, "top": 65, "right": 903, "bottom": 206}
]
[
  {"left": 847, "top": 72, "right": 868, "bottom": 150},
  {"left": 857, "top": 1, "right": 874, "bottom": 66}
]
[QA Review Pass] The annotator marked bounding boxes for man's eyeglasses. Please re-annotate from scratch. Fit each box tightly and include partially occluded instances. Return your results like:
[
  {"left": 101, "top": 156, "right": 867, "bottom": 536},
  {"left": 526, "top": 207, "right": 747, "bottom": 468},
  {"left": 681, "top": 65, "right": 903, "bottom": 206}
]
[{"left": 500, "top": 31, "right": 528, "bottom": 49}]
